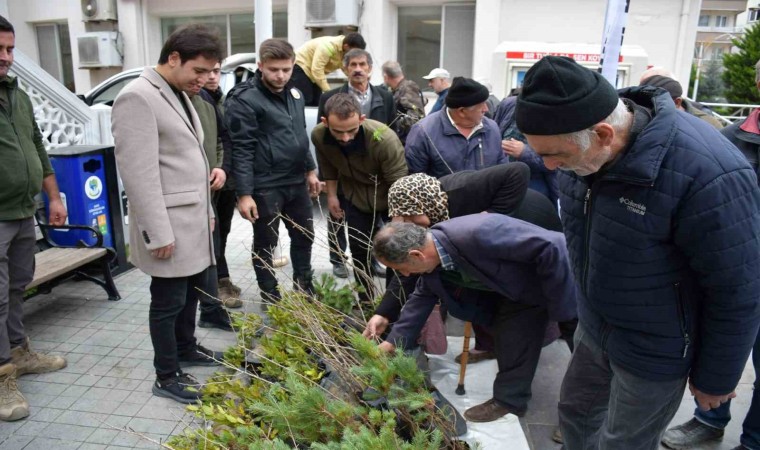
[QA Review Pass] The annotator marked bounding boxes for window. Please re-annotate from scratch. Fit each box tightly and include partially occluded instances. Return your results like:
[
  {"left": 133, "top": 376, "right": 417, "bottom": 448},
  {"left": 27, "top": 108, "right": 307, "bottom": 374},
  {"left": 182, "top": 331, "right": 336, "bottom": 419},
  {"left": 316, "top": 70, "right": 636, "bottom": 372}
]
[
  {"left": 35, "top": 23, "right": 75, "bottom": 92},
  {"left": 698, "top": 15, "right": 710, "bottom": 26},
  {"left": 712, "top": 47, "right": 725, "bottom": 60},
  {"left": 161, "top": 12, "right": 288, "bottom": 56},
  {"left": 716, "top": 16, "right": 728, "bottom": 27},
  {"left": 750, "top": 9, "right": 760, "bottom": 22},
  {"left": 397, "top": 4, "right": 475, "bottom": 86}
]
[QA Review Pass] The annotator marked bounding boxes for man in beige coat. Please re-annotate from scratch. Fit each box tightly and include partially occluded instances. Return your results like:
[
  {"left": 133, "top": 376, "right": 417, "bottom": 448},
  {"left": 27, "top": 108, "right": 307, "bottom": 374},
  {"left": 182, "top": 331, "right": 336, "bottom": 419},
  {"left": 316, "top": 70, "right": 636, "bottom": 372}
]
[{"left": 112, "top": 24, "right": 225, "bottom": 404}]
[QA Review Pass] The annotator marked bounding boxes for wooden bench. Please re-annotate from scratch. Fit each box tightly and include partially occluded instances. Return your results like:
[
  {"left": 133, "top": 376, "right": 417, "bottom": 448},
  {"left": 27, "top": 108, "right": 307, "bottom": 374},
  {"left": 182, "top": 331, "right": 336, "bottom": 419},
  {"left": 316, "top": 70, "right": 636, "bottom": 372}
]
[{"left": 25, "top": 216, "right": 121, "bottom": 301}]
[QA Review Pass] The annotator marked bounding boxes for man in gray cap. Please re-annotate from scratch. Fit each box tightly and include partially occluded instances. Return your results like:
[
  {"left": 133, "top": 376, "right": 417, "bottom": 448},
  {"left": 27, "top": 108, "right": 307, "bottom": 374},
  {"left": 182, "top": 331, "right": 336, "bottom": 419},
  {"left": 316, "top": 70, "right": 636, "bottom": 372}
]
[
  {"left": 516, "top": 56, "right": 760, "bottom": 449},
  {"left": 639, "top": 74, "right": 723, "bottom": 129}
]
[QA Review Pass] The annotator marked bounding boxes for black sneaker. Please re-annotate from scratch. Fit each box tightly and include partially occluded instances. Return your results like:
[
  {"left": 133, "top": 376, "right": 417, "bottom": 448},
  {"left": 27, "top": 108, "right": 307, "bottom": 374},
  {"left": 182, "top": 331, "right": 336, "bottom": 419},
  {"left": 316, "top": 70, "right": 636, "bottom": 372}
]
[
  {"left": 152, "top": 371, "right": 202, "bottom": 404},
  {"left": 371, "top": 260, "right": 387, "bottom": 278},
  {"left": 332, "top": 264, "right": 349, "bottom": 278},
  {"left": 198, "top": 313, "right": 233, "bottom": 332},
  {"left": 178, "top": 344, "right": 224, "bottom": 367}
]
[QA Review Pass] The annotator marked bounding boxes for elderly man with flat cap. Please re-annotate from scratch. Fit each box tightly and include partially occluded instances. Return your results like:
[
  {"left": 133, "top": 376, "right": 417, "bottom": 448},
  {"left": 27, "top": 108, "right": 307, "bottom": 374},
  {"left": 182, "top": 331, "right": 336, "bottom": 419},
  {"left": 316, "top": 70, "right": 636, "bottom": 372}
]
[
  {"left": 639, "top": 74, "right": 723, "bottom": 129},
  {"left": 515, "top": 56, "right": 760, "bottom": 449},
  {"left": 404, "top": 77, "right": 507, "bottom": 179}
]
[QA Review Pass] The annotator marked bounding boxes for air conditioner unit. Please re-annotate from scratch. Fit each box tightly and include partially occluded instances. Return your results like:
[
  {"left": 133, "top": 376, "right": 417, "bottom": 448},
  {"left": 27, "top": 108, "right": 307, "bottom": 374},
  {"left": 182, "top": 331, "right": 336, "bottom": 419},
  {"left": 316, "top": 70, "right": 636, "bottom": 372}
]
[
  {"left": 77, "top": 32, "right": 122, "bottom": 68},
  {"left": 305, "top": 0, "right": 359, "bottom": 28},
  {"left": 81, "top": 0, "right": 117, "bottom": 22}
]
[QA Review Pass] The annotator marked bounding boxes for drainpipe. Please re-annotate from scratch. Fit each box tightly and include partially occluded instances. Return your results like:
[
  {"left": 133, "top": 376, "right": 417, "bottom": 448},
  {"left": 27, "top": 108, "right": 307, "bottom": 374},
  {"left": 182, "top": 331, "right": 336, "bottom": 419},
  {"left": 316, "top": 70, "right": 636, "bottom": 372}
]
[
  {"left": 255, "top": 0, "right": 273, "bottom": 52},
  {"left": 673, "top": 0, "right": 692, "bottom": 87}
]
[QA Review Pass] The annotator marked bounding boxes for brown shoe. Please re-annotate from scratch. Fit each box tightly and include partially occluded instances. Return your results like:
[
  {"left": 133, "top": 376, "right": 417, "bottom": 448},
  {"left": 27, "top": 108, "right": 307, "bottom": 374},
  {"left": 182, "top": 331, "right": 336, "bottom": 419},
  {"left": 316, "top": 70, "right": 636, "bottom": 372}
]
[
  {"left": 218, "top": 279, "right": 243, "bottom": 309},
  {"left": 219, "top": 277, "right": 242, "bottom": 296},
  {"left": 0, "top": 363, "right": 28, "bottom": 421},
  {"left": 454, "top": 350, "right": 496, "bottom": 364},
  {"left": 11, "top": 338, "right": 66, "bottom": 376},
  {"left": 463, "top": 399, "right": 523, "bottom": 422}
]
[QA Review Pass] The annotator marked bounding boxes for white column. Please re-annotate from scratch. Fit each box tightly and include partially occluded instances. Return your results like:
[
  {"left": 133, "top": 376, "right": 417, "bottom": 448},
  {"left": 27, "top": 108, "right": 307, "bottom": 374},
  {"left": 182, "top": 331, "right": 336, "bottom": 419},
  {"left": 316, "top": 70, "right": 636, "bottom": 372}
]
[
  {"left": 255, "top": 0, "right": 272, "bottom": 51},
  {"left": 472, "top": 0, "right": 500, "bottom": 83}
]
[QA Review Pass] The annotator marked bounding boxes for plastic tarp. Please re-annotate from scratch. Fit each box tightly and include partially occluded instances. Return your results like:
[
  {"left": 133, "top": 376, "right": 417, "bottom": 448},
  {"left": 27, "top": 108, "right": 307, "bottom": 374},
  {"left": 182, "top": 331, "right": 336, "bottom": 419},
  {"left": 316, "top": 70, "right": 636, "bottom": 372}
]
[{"left": 428, "top": 336, "right": 530, "bottom": 450}]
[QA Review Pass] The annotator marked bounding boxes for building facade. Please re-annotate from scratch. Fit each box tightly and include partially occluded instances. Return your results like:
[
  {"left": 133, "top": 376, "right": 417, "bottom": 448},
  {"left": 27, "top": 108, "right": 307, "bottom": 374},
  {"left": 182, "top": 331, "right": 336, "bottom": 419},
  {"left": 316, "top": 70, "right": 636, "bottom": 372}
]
[{"left": 2, "top": 0, "right": 701, "bottom": 99}]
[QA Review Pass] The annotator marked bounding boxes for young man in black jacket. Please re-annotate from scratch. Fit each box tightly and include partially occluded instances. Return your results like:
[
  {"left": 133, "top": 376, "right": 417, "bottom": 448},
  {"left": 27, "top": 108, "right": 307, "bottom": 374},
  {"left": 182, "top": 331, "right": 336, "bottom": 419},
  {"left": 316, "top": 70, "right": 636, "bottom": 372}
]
[{"left": 225, "top": 39, "right": 322, "bottom": 303}]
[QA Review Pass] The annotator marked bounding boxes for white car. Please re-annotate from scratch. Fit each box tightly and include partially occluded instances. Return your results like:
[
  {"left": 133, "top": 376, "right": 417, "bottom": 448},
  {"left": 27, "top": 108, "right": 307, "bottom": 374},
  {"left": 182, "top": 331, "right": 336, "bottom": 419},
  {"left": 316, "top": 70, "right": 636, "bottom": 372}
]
[{"left": 79, "top": 54, "right": 320, "bottom": 161}]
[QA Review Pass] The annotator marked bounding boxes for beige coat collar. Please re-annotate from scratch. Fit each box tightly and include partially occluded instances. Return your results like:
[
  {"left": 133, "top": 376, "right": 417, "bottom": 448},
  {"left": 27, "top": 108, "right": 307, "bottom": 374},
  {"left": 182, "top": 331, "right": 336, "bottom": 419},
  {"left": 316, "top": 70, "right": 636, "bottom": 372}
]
[{"left": 140, "top": 67, "right": 203, "bottom": 143}]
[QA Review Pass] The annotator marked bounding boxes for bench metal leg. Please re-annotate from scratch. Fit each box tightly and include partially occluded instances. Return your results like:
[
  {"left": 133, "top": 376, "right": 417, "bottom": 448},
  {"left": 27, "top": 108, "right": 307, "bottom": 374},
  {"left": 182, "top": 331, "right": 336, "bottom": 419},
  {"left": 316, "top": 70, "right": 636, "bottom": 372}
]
[
  {"left": 74, "top": 256, "right": 121, "bottom": 301},
  {"left": 100, "top": 255, "right": 121, "bottom": 301}
]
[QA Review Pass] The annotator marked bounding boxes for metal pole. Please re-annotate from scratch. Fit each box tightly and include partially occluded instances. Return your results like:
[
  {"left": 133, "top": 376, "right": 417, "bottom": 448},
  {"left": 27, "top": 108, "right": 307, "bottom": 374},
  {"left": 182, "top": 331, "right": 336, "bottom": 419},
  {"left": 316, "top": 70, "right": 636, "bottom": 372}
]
[
  {"left": 599, "top": 0, "right": 631, "bottom": 85},
  {"left": 692, "top": 42, "right": 703, "bottom": 101},
  {"left": 254, "top": 0, "right": 273, "bottom": 52}
]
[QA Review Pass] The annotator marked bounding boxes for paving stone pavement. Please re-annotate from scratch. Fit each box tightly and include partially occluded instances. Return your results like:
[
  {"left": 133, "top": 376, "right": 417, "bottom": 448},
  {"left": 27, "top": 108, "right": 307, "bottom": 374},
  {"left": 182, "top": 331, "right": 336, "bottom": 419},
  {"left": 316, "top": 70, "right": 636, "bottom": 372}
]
[{"left": 0, "top": 207, "right": 754, "bottom": 449}]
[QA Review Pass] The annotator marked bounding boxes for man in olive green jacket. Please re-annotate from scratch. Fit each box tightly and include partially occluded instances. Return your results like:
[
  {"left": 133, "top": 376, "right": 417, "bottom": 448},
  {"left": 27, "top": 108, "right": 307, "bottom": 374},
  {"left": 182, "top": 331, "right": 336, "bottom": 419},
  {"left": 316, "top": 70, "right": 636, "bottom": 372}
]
[
  {"left": 0, "top": 15, "right": 68, "bottom": 422},
  {"left": 187, "top": 86, "right": 241, "bottom": 332},
  {"left": 312, "top": 93, "right": 408, "bottom": 303}
]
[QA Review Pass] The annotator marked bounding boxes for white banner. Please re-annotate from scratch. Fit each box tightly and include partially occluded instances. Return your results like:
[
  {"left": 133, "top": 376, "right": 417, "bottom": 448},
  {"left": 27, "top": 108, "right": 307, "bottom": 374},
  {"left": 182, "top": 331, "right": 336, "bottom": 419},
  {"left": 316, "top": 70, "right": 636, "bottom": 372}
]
[{"left": 599, "top": 0, "right": 631, "bottom": 86}]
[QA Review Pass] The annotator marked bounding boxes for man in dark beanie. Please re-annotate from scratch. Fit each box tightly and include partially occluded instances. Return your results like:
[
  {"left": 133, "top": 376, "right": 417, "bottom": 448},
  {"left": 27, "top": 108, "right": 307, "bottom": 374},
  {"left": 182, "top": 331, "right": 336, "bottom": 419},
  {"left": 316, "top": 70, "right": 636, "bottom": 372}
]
[
  {"left": 516, "top": 55, "right": 760, "bottom": 449},
  {"left": 639, "top": 74, "right": 723, "bottom": 129},
  {"left": 405, "top": 77, "right": 506, "bottom": 178}
]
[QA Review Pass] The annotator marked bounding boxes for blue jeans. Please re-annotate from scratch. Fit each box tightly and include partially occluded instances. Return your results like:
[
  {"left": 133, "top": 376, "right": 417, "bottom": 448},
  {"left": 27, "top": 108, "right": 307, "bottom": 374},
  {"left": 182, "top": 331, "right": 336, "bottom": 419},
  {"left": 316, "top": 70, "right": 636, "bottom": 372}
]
[
  {"left": 559, "top": 325, "right": 687, "bottom": 450},
  {"left": 694, "top": 330, "right": 760, "bottom": 450}
]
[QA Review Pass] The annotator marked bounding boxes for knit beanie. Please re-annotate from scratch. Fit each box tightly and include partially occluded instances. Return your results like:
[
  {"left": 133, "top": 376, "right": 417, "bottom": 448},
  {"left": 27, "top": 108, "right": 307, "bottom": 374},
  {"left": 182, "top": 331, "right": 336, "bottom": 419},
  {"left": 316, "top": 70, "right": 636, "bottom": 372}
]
[
  {"left": 445, "top": 77, "right": 490, "bottom": 108},
  {"left": 516, "top": 56, "right": 619, "bottom": 135},
  {"left": 639, "top": 75, "right": 683, "bottom": 99},
  {"left": 388, "top": 173, "right": 450, "bottom": 225}
]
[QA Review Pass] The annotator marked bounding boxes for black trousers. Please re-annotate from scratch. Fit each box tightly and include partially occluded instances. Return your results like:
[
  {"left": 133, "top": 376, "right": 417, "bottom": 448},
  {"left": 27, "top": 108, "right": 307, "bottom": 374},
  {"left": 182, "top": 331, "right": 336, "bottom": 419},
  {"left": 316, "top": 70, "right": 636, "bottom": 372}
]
[
  {"left": 197, "top": 200, "right": 224, "bottom": 322},
  {"left": 252, "top": 184, "right": 314, "bottom": 292},
  {"left": 486, "top": 295, "right": 548, "bottom": 412},
  {"left": 328, "top": 216, "right": 348, "bottom": 266},
  {"left": 338, "top": 200, "right": 386, "bottom": 303},
  {"left": 214, "top": 189, "right": 237, "bottom": 280},
  {"left": 289, "top": 65, "right": 323, "bottom": 107},
  {"left": 149, "top": 267, "right": 215, "bottom": 377}
]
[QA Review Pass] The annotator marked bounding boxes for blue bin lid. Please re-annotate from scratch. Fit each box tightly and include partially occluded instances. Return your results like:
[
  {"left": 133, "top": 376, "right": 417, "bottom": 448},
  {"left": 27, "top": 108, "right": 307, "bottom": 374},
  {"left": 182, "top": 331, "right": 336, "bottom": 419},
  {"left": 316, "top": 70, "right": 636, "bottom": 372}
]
[{"left": 47, "top": 145, "right": 113, "bottom": 157}]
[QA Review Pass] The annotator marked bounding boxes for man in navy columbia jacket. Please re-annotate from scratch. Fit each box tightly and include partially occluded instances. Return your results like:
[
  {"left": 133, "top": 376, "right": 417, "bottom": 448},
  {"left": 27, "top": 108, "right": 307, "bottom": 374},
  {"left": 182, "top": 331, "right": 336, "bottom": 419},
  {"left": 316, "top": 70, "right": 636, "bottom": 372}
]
[{"left": 515, "top": 56, "right": 760, "bottom": 449}]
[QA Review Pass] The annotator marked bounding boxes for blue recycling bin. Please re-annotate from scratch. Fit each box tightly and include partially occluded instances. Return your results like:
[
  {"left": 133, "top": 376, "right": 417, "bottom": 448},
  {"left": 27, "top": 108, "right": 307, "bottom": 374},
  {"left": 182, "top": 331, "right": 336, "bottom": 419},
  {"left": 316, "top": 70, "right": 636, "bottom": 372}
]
[{"left": 45, "top": 146, "right": 114, "bottom": 248}]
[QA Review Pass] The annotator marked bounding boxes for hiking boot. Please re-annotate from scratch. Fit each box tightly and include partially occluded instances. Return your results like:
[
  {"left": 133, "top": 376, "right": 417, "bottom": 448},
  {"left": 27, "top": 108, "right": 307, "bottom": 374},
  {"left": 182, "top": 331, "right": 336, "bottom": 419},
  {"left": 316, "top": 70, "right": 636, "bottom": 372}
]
[
  {"left": 552, "top": 427, "right": 563, "bottom": 444},
  {"left": 463, "top": 398, "right": 524, "bottom": 422},
  {"left": 454, "top": 350, "right": 496, "bottom": 365},
  {"left": 662, "top": 418, "right": 724, "bottom": 449},
  {"left": 218, "top": 277, "right": 242, "bottom": 296},
  {"left": 178, "top": 344, "right": 224, "bottom": 368},
  {"left": 0, "top": 363, "right": 29, "bottom": 421},
  {"left": 11, "top": 338, "right": 66, "bottom": 376},
  {"left": 332, "top": 263, "right": 349, "bottom": 279},
  {"left": 294, "top": 278, "right": 316, "bottom": 297},
  {"left": 152, "top": 371, "right": 202, "bottom": 404},
  {"left": 272, "top": 256, "right": 289, "bottom": 268},
  {"left": 198, "top": 311, "right": 234, "bottom": 332},
  {"left": 218, "top": 278, "right": 243, "bottom": 308}
]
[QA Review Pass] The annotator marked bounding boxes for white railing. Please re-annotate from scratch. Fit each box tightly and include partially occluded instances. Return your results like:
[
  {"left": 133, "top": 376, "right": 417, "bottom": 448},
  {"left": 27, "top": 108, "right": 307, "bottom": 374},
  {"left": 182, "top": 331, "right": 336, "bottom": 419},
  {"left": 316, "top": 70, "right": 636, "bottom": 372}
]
[
  {"left": 700, "top": 102, "right": 759, "bottom": 124},
  {"left": 9, "top": 49, "right": 102, "bottom": 150}
]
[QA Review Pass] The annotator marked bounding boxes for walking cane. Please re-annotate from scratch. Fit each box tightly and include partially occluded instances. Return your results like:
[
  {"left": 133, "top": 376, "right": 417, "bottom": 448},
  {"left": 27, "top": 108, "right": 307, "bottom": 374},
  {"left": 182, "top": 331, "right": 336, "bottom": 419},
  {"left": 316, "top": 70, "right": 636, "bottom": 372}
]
[{"left": 455, "top": 321, "right": 472, "bottom": 395}]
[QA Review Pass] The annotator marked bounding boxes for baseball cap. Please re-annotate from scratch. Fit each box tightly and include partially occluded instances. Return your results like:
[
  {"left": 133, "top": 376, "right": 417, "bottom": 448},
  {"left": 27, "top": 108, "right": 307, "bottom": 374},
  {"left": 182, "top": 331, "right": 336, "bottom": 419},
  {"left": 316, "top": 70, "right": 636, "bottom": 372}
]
[{"left": 422, "top": 68, "right": 450, "bottom": 80}]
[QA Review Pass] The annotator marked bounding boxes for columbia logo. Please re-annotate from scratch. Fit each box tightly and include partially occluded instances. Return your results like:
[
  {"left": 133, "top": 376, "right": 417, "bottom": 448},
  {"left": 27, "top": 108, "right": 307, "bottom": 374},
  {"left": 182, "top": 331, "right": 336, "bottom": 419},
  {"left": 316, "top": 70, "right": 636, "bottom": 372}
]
[{"left": 620, "top": 197, "right": 646, "bottom": 216}]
